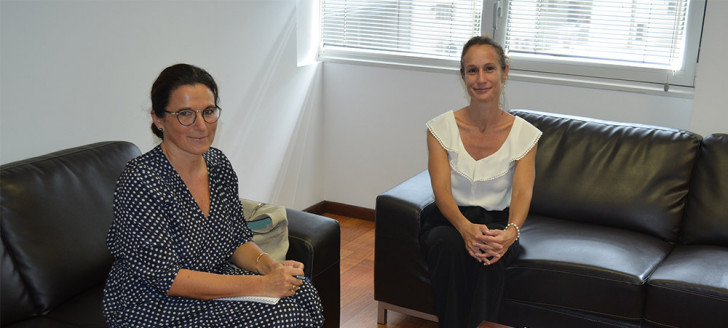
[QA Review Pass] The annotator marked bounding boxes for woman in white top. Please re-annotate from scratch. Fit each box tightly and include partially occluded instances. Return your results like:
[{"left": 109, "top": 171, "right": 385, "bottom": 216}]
[{"left": 420, "top": 36, "right": 541, "bottom": 327}]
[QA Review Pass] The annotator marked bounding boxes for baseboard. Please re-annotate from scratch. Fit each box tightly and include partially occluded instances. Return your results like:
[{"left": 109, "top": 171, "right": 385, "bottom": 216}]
[
  {"left": 304, "top": 200, "right": 375, "bottom": 221},
  {"left": 303, "top": 201, "right": 327, "bottom": 215}
]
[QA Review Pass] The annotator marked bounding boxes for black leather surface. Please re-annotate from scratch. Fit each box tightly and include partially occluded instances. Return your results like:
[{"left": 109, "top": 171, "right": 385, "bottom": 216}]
[
  {"left": 511, "top": 110, "right": 701, "bottom": 243},
  {"left": 683, "top": 133, "right": 728, "bottom": 246},
  {"left": 287, "top": 209, "right": 341, "bottom": 328},
  {"left": 43, "top": 285, "right": 106, "bottom": 328},
  {"left": 500, "top": 300, "right": 642, "bottom": 328},
  {"left": 1, "top": 317, "right": 80, "bottom": 328},
  {"left": 374, "top": 170, "right": 436, "bottom": 315},
  {"left": 505, "top": 215, "right": 672, "bottom": 320},
  {"left": 642, "top": 134, "right": 728, "bottom": 327},
  {"left": 644, "top": 245, "right": 728, "bottom": 327},
  {"left": 1, "top": 141, "right": 140, "bottom": 326},
  {"left": 287, "top": 209, "right": 340, "bottom": 279},
  {"left": 0, "top": 236, "right": 36, "bottom": 324}
]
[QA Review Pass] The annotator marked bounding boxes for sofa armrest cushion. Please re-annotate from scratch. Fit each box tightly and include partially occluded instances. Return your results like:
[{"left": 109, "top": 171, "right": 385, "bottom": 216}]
[
  {"left": 286, "top": 209, "right": 339, "bottom": 278},
  {"left": 285, "top": 209, "right": 340, "bottom": 328},
  {"left": 374, "top": 170, "right": 438, "bottom": 315}
]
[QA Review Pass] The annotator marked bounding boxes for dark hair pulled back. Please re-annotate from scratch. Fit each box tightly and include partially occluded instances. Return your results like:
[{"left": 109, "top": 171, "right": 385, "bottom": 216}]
[
  {"left": 150, "top": 64, "right": 219, "bottom": 139},
  {"left": 459, "top": 36, "right": 508, "bottom": 78}
]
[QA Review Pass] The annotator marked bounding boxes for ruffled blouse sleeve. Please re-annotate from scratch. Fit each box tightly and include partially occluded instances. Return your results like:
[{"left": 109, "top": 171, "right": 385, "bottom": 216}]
[
  {"left": 508, "top": 116, "right": 542, "bottom": 161},
  {"left": 426, "top": 111, "right": 459, "bottom": 152}
]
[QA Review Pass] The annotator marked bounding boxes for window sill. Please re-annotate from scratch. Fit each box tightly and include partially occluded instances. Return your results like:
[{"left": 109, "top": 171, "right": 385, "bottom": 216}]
[
  {"left": 320, "top": 54, "right": 694, "bottom": 99},
  {"left": 508, "top": 70, "right": 694, "bottom": 99}
]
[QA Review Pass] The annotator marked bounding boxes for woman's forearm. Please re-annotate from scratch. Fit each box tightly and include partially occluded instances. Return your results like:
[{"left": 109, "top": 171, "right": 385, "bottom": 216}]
[
  {"left": 433, "top": 192, "right": 470, "bottom": 232},
  {"left": 231, "top": 241, "right": 277, "bottom": 275},
  {"left": 507, "top": 144, "right": 538, "bottom": 232},
  {"left": 508, "top": 188, "right": 531, "bottom": 229},
  {"left": 167, "top": 268, "right": 264, "bottom": 300}
]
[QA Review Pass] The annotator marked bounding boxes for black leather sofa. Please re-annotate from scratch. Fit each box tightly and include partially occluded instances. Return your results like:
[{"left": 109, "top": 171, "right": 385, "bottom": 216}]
[
  {"left": 1, "top": 141, "right": 341, "bottom": 328},
  {"left": 375, "top": 110, "right": 728, "bottom": 328}
]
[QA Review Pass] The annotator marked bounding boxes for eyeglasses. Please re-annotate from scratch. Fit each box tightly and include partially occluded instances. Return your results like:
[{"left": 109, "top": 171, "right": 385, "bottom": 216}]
[{"left": 165, "top": 106, "right": 221, "bottom": 126}]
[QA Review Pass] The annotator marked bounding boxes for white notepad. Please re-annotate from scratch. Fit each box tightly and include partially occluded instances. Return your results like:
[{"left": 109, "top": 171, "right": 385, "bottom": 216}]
[{"left": 215, "top": 296, "right": 280, "bottom": 305}]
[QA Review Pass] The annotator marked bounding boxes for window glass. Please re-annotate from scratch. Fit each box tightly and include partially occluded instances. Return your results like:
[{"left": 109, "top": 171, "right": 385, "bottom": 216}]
[{"left": 320, "top": 0, "right": 705, "bottom": 92}]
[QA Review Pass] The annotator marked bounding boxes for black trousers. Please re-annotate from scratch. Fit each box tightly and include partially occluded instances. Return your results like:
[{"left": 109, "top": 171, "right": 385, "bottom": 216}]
[{"left": 420, "top": 206, "right": 520, "bottom": 328}]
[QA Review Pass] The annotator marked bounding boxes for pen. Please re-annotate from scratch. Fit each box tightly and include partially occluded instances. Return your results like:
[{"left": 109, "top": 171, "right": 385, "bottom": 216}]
[{"left": 294, "top": 275, "right": 309, "bottom": 282}]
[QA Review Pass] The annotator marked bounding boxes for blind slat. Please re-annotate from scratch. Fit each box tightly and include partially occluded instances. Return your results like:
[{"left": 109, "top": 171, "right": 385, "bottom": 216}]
[
  {"left": 321, "top": 0, "right": 482, "bottom": 59},
  {"left": 505, "top": 0, "right": 690, "bottom": 69}
]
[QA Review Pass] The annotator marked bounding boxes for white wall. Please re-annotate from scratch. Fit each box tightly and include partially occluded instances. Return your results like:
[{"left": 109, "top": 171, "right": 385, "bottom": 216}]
[
  {"left": 322, "top": 2, "right": 727, "bottom": 209},
  {"left": 3, "top": 0, "right": 726, "bottom": 211},
  {"left": 0, "top": 0, "right": 324, "bottom": 210},
  {"left": 689, "top": 0, "right": 728, "bottom": 134}
]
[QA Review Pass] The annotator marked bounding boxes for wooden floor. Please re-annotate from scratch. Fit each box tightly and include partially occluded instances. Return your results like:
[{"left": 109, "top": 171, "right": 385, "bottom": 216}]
[{"left": 322, "top": 213, "right": 438, "bottom": 328}]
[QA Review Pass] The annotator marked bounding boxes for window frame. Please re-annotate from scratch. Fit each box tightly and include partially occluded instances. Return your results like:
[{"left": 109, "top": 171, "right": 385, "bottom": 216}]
[
  {"left": 485, "top": 0, "right": 705, "bottom": 94},
  {"left": 318, "top": 0, "right": 482, "bottom": 70},
  {"left": 317, "top": 0, "right": 706, "bottom": 97}
]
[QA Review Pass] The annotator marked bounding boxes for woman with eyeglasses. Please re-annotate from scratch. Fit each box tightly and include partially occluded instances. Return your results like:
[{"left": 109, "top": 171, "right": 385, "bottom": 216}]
[{"left": 102, "top": 64, "right": 324, "bottom": 327}]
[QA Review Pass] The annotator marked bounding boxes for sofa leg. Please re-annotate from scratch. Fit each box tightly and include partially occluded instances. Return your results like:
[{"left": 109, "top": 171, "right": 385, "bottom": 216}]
[
  {"left": 377, "top": 302, "right": 388, "bottom": 324},
  {"left": 377, "top": 301, "right": 439, "bottom": 324}
]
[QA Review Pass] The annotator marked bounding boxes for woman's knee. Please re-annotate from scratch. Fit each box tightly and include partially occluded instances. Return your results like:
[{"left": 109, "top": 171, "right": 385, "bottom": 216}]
[{"left": 425, "top": 226, "right": 463, "bottom": 254}]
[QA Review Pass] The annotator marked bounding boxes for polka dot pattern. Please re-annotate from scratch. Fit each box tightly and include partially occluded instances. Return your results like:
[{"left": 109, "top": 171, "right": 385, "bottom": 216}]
[{"left": 102, "top": 146, "right": 324, "bottom": 327}]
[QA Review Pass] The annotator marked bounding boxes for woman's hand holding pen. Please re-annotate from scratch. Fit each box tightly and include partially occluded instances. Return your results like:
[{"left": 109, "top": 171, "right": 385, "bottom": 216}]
[{"left": 261, "top": 261, "right": 305, "bottom": 297}]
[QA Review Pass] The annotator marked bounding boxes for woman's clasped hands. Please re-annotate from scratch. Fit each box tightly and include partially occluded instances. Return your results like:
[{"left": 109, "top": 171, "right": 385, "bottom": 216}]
[{"left": 459, "top": 222, "right": 517, "bottom": 266}]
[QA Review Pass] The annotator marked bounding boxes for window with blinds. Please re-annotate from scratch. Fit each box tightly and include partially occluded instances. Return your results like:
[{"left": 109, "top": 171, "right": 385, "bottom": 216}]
[
  {"left": 505, "top": 0, "right": 690, "bottom": 70},
  {"left": 319, "top": 0, "right": 704, "bottom": 91},
  {"left": 491, "top": 0, "right": 704, "bottom": 89},
  {"left": 320, "top": 0, "right": 483, "bottom": 65}
]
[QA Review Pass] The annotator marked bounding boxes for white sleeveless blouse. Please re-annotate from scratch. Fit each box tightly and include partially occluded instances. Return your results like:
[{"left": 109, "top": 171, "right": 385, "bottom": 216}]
[{"left": 427, "top": 111, "right": 542, "bottom": 210}]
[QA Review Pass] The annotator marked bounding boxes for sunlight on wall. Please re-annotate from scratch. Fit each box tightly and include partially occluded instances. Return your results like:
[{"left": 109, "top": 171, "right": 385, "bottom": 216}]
[{"left": 217, "top": 6, "right": 323, "bottom": 209}]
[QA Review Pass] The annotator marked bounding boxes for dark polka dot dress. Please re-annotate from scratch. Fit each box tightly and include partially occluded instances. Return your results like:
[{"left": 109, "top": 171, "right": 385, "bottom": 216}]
[{"left": 102, "top": 146, "right": 324, "bottom": 328}]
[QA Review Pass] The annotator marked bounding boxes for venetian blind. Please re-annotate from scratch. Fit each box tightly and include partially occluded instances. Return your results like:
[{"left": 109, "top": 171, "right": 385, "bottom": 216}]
[
  {"left": 505, "top": 0, "right": 691, "bottom": 70},
  {"left": 321, "top": 0, "right": 483, "bottom": 60}
]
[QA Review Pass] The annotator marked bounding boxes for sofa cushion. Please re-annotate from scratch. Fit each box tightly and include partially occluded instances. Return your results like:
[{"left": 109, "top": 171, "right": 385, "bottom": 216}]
[
  {"left": 511, "top": 109, "right": 701, "bottom": 243},
  {"left": 1, "top": 237, "right": 36, "bottom": 324},
  {"left": 683, "top": 133, "right": 728, "bottom": 246},
  {"left": 644, "top": 245, "right": 728, "bottom": 327},
  {"left": 39, "top": 284, "right": 106, "bottom": 328},
  {"left": 504, "top": 215, "right": 673, "bottom": 321},
  {"left": 1, "top": 317, "right": 80, "bottom": 328},
  {"left": 0, "top": 141, "right": 140, "bottom": 323},
  {"left": 500, "top": 300, "right": 642, "bottom": 328}
]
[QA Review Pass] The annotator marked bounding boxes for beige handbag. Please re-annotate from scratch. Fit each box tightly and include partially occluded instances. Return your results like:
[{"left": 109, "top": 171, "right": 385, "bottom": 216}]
[{"left": 240, "top": 199, "right": 289, "bottom": 262}]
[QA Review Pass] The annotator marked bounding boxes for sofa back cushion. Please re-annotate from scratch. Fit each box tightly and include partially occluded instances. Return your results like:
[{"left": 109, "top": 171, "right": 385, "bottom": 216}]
[
  {"left": 0, "top": 141, "right": 140, "bottom": 323},
  {"left": 511, "top": 110, "right": 701, "bottom": 242},
  {"left": 683, "top": 134, "right": 728, "bottom": 246}
]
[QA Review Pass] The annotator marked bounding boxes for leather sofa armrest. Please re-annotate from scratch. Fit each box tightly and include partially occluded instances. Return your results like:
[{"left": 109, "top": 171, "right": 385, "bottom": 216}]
[
  {"left": 376, "top": 170, "right": 435, "bottom": 216},
  {"left": 285, "top": 209, "right": 340, "bottom": 328},
  {"left": 286, "top": 209, "right": 339, "bottom": 279},
  {"left": 374, "top": 170, "right": 437, "bottom": 315}
]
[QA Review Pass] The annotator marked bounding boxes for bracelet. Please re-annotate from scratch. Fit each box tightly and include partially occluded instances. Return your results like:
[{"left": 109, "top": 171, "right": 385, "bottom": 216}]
[
  {"left": 505, "top": 222, "right": 521, "bottom": 240},
  {"left": 256, "top": 252, "right": 267, "bottom": 264}
]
